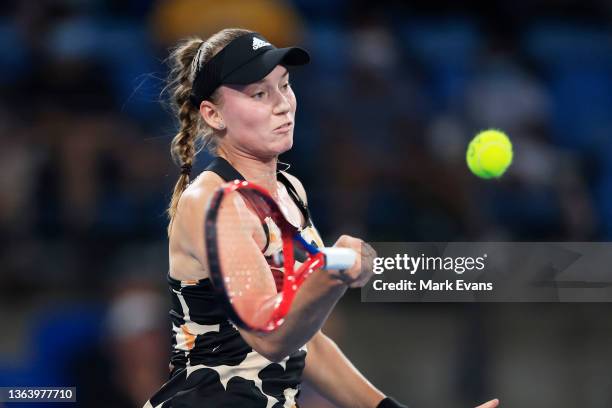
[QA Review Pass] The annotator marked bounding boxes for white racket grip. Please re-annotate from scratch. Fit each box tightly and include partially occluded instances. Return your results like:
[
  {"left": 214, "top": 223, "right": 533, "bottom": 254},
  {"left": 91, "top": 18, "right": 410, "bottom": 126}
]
[{"left": 320, "top": 248, "right": 357, "bottom": 270}]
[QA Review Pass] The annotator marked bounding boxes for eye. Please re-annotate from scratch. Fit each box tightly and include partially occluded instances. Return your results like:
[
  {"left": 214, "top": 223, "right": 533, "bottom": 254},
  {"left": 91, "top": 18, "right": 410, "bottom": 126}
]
[
  {"left": 282, "top": 82, "right": 291, "bottom": 90},
  {"left": 252, "top": 91, "right": 265, "bottom": 99}
]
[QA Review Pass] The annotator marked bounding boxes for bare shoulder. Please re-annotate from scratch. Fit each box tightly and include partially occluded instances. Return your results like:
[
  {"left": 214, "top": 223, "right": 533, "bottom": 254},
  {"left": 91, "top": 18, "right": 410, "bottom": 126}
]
[
  {"left": 169, "top": 171, "right": 225, "bottom": 280},
  {"left": 177, "top": 171, "right": 226, "bottom": 216},
  {"left": 280, "top": 171, "right": 308, "bottom": 205}
]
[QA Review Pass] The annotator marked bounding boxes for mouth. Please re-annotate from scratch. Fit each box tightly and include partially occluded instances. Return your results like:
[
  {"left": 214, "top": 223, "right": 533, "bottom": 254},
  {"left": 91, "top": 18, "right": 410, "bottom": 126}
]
[{"left": 274, "top": 121, "right": 293, "bottom": 133}]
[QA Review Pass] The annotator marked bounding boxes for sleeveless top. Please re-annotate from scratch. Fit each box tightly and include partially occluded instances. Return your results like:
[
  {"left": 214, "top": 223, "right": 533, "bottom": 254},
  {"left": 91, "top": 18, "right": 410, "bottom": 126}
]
[{"left": 144, "top": 158, "right": 324, "bottom": 408}]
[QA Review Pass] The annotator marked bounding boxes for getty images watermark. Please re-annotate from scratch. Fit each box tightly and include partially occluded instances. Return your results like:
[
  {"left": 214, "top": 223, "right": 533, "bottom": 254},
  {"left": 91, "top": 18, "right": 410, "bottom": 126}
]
[
  {"left": 361, "top": 242, "right": 612, "bottom": 302},
  {"left": 372, "top": 252, "right": 492, "bottom": 292}
]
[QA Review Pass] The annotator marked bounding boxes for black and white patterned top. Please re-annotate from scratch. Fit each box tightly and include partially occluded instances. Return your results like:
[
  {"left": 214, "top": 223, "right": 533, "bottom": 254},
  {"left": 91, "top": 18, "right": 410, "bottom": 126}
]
[{"left": 144, "top": 158, "right": 324, "bottom": 408}]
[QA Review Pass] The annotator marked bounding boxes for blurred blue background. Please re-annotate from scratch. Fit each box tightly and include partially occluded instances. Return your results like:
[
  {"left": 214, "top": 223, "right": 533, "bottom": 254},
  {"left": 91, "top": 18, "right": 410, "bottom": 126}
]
[{"left": 1, "top": 0, "right": 612, "bottom": 407}]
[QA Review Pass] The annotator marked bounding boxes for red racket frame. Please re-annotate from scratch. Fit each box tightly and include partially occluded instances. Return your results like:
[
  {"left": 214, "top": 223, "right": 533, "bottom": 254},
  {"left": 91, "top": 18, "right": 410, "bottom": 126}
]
[{"left": 205, "top": 180, "right": 325, "bottom": 332}]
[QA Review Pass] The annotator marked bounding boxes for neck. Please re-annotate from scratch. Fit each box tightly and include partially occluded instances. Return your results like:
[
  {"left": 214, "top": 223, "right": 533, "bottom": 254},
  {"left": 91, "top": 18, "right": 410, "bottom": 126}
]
[{"left": 217, "top": 146, "right": 279, "bottom": 196}]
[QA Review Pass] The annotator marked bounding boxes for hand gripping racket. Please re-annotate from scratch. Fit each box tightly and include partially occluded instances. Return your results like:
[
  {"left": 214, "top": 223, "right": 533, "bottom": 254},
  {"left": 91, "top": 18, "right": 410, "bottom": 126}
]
[{"left": 205, "top": 180, "right": 356, "bottom": 332}]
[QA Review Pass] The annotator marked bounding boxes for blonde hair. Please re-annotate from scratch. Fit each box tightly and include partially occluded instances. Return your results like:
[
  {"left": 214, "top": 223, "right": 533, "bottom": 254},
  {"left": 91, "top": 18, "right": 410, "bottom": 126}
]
[{"left": 165, "top": 28, "right": 253, "bottom": 234}]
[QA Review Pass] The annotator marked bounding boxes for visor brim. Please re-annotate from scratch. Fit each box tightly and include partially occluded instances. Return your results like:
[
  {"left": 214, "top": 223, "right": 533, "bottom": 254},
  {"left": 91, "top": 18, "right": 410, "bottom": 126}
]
[{"left": 224, "top": 47, "right": 310, "bottom": 85}]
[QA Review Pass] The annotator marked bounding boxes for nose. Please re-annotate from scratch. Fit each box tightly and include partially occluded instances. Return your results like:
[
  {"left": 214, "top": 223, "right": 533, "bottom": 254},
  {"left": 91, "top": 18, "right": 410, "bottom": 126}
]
[{"left": 272, "top": 89, "right": 292, "bottom": 115}]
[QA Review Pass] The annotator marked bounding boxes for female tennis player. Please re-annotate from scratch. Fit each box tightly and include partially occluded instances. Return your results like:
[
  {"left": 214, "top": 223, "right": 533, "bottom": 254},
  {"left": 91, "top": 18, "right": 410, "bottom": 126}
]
[{"left": 144, "top": 28, "right": 499, "bottom": 408}]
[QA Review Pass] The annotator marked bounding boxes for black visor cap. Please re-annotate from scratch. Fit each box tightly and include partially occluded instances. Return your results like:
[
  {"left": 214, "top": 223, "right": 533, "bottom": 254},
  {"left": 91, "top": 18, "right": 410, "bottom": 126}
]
[
  {"left": 191, "top": 33, "right": 310, "bottom": 106},
  {"left": 224, "top": 46, "right": 309, "bottom": 85}
]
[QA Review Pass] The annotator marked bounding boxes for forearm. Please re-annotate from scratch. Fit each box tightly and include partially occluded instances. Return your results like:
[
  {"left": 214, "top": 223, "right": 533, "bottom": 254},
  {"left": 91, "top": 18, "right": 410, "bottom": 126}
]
[
  {"left": 303, "top": 332, "right": 385, "bottom": 408},
  {"left": 243, "top": 269, "right": 347, "bottom": 362}
]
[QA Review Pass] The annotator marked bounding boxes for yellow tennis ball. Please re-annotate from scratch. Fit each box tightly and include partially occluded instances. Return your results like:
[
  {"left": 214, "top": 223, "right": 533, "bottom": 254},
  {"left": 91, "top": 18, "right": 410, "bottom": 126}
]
[{"left": 466, "top": 129, "right": 513, "bottom": 179}]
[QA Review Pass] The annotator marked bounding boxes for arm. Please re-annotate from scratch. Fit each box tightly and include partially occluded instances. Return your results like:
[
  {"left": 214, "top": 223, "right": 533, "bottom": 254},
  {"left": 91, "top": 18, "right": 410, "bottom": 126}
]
[
  {"left": 173, "top": 175, "right": 368, "bottom": 362},
  {"left": 241, "top": 232, "right": 374, "bottom": 362},
  {"left": 220, "top": 173, "right": 375, "bottom": 361},
  {"left": 241, "top": 270, "right": 348, "bottom": 362},
  {"left": 303, "top": 331, "right": 385, "bottom": 408},
  {"left": 304, "top": 332, "right": 501, "bottom": 408}
]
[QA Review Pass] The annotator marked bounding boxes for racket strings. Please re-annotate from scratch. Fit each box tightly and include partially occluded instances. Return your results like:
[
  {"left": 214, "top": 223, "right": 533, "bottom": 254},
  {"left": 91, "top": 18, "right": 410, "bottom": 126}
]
[
  {"left": 216, "top": 188, "right": 294, "bottom": 328},
  {"left": 212, "top": 184, "right": 318, "bottom": 331}
]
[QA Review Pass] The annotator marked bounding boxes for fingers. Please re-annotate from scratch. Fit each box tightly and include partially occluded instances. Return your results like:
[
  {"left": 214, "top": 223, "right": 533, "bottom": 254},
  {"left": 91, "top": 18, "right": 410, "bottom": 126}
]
[
  {"left": 475, "top": 399, "right": 499, "bottom": 408},
  {"left": 354, "top": 241, "right": 376, "bottom": 287},
  {"left": 333, "top": 235, "right": 377, "bottom": 288},
  {"left": 333, "top": 234, "right": 360, "bottom": 249},
  {"left": 358, "top": 247, "right": 375, "bottom": 285}
]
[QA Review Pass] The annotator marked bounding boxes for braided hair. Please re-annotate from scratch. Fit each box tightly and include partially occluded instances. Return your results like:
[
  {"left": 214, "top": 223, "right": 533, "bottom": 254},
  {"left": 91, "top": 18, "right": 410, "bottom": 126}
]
[{"left": 164, "top": 28, "right": 252, "bottom": 234}]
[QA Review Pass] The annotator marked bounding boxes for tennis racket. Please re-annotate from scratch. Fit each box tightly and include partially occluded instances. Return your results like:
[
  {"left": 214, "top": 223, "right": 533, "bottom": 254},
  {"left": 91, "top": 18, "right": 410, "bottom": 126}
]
[{"left": 205, "top": 180, "right": 356, "bottom": 332}]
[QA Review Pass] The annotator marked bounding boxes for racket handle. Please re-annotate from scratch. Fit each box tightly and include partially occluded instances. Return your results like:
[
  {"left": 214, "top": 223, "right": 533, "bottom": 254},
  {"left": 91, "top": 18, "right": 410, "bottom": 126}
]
[{"left": 320, "top": 248, "right": 356, "bottom": 270}]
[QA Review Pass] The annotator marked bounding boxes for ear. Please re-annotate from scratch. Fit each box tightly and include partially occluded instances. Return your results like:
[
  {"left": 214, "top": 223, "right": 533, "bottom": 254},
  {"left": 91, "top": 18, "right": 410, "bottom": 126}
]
[{"left": 199, "top": 100, "right": 225, "bottom": 130}]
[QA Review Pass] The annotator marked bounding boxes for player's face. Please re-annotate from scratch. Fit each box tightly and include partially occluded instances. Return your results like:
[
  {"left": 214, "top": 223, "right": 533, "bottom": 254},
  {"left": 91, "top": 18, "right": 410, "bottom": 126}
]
[{"left": 217, "top": 66, "right": 296, "bottom": 159}]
